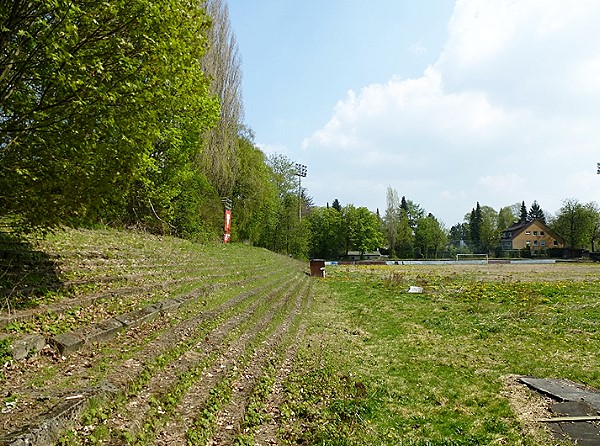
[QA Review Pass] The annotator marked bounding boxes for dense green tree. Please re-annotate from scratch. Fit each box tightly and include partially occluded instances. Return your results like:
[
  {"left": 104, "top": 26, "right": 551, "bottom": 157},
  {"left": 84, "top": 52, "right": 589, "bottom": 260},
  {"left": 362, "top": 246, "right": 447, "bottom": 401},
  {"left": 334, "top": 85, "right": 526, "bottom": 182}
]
[
  {"left": 414, "top": 213, "right": 447, "bottom": 259},
  {"left": 331, "top": 198, "right": 342, "bottom": 212},
  {"left": 479, "top": 205, "right": 500, "bottom": 254},
  {"left": 342, "top": 205, "right": 383, "bottom": 257},
  {"left": 589, "top": 203, "right": 600, "bottom": 252},
  {"left": 401, "top": 197, "right": 425, "bottom": 229},
  {"left": 0, "top": 0, "right": 218, "bottom": 233},
  {"left": 395, "top": 210, "right": 414, "bottom": 258},
  {"left": 551, "top": 199, "right": 599, "bottom": 251},
  {"left": 497, "top": 206, "right": 516, "bottom": 231},
  {"left": 528, "top": 200, "right": 546, "bottom": 223},
  {"left": 449, "top": 223, "right": 469, "bottom": 244},
  {"left": 469, "top": 203, "right": 483, "bottom": 252},
  {"left": 400, "top": 196, "right": 409, "bottom": 213},
  {"left": 231, "top": 130, "right": 277, "bottom": 244},
  {"left": 307, "top": 207, "right": 344, "bottom": 259}
]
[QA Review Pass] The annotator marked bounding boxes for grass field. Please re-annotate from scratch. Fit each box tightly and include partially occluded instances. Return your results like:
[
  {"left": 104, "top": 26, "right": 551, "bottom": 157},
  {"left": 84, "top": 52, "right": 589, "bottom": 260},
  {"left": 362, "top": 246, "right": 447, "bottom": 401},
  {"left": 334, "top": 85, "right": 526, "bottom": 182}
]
[
  {"left": 2, "top": 228, "right": 600, "bottom": 445},
  {"left": 282, "top": 263, "right": 600, "bottom": 445}
]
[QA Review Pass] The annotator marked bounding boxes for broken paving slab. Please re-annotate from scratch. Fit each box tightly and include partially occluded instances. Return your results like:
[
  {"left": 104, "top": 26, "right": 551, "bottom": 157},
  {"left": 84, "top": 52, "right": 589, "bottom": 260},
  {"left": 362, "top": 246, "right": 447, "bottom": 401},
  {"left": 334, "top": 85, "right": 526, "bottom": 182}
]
[
  {"left": 114, "top": 303, "right": 160, "bottom": 327},
  {"left": 552, "top": 401, "right": 598, "bottom": 417},
  {"left": 519, "top": 377, "right": 600, "bottom": 411},
  {"left": 551, "top": 421, "right": 600, "bottom": 446},
  {"left": 520, "top": 377, "right": 600, "bottom": 446},
  {"left": 157, "top": 298, "right": 182, "bottom": 313},
  {"left": 11, "top": 334, "right": 46, "bottom": 360},
  {"left": 49, "top": 332, "right": 85, "bottom": 355},
  {"left": 1, "top": 385, "right": 118, "bottom": 446},
  {"left": 83, "top": 318, "right": 125, "bottom": 343}
]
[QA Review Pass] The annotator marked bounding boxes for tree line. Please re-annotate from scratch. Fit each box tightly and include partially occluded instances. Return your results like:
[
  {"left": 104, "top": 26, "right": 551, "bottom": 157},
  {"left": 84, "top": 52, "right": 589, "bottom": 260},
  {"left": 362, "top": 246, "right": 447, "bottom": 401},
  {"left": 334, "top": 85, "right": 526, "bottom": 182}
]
[
  {"left": 0, "top": 0, "right": 276, "bottom": 243},
  {"left": 2, "top": 1, "right": 598, "bottom": 261},
  {"left": 446, "top": 198, "right": 600, "bottom": 257}
]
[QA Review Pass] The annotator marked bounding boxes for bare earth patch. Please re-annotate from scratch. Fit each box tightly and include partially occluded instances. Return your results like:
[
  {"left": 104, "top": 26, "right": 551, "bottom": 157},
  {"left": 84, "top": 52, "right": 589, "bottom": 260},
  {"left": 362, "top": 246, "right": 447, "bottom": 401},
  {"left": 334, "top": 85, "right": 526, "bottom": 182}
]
[{"left": 501, "top": 374, "right": 557, "bottom": 445}]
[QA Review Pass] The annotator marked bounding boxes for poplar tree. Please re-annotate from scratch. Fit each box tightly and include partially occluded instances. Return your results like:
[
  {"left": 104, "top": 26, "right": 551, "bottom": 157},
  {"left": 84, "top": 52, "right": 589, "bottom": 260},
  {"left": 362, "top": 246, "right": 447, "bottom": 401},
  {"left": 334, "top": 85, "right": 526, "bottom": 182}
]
[
  {"left": 200, "top": 0, "right": 244, "bottom": 196},
  {"left": 384, "top": 187, "right": 400, "bottom": 255}
]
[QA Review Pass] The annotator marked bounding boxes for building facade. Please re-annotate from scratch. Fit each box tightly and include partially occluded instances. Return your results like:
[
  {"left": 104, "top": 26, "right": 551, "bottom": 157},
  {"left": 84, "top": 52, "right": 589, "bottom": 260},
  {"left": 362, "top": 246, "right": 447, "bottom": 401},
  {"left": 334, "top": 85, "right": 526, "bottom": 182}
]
[{"left": 500, "top": 220, "right": 565, "bottom": 255}]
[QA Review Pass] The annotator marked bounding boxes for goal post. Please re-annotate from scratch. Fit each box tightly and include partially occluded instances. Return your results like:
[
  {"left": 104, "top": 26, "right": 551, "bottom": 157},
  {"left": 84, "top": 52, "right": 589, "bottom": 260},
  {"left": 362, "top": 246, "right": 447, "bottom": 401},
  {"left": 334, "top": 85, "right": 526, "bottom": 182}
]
[{"left": 456, "top": 253, "right": 489, "bottom": 263}]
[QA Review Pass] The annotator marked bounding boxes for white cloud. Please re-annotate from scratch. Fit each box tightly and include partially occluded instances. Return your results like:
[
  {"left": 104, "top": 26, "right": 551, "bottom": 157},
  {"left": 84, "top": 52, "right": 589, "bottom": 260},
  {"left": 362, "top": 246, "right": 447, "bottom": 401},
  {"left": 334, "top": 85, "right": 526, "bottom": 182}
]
[
  {"left": 303, "top": 67, "right": 520, "bottom": 155},
  {"left": 302, "top": 0, "right": 600, "bottom": 224},
  {"left": 569, "top": 56, "right": 600, "bottom": 94},
  {"left": 409, "top": 42, "right": 428, "bottom": 56},
  {"left": 437, "top": 0, "right": 600, "bottom": 113},
  {"left": 478, "top": 174, "right": 526, "bottom": 194}
]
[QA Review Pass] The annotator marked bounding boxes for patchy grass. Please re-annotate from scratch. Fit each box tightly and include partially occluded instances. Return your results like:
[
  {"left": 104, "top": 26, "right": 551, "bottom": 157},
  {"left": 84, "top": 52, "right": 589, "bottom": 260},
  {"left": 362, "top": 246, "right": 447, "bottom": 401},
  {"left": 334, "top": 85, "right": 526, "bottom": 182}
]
[
  {"left": 281, "top": 263, "right": 600, "bottom": 445},
  {"left": 4, "top": 227, "right": 599, "bottom": 445}
]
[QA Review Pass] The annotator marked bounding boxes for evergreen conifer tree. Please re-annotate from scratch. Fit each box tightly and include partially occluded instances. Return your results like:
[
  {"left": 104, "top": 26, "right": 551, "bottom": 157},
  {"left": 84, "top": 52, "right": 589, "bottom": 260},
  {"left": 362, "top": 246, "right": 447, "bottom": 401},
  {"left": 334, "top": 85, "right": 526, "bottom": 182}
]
[
  {"left": 332, "top": 199, "right": 342, "bottom": 212},
  {"left": 519, "top": 201, "right": 528, "bottom": 223},
  {"left": 528, "top": 201, "right": 546, "bottom": 223},
  {"left": 469, "top": 203, "right": 483, "bottom": 252}
]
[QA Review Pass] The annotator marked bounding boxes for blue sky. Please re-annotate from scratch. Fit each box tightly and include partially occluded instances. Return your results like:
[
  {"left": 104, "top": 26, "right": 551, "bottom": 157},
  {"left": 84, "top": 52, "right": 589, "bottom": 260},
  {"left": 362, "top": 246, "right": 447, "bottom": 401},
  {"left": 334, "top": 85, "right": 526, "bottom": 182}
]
[{"left": 228, "top": 1, "right": 600, "bottom": 226}]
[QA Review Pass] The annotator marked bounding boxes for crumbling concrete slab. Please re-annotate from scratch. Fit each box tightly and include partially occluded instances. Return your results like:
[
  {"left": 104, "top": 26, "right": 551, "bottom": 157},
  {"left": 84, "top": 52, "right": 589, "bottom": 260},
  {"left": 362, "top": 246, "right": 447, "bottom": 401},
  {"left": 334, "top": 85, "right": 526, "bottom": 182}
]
[
  {"left": 83, "top": 318, "right": 125, "bottom": 343},
  {"left": 519, "top": 377, "right": 600, "bottom": 411},
  {"left": 11, "top": 334, "right": 46, "bottom": 360},
  {"left": 158, "top": 298, "right": 182, "bottom": 313},
  {"left": 114, "top": 304, "right": 160, "bottom": 327},
  {"left": 0, "top": 385, "right": 118, "bottom": 446},
  {"left": 49, "top": 332, "right": 84, "bottom": 355},
  {"left": 520, "top": 377, "right": 600, "bottom": 446}
]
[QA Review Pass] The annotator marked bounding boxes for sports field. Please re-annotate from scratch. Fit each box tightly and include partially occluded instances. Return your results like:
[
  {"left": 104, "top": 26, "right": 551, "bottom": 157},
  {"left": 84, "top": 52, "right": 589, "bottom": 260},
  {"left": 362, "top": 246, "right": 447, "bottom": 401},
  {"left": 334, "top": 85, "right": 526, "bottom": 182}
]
[
  {"left": 2, "top": 229, "right": 599, "bottom": 445},
  {"left": 290, "top": 262, "right": 600, "bottom": 445}
]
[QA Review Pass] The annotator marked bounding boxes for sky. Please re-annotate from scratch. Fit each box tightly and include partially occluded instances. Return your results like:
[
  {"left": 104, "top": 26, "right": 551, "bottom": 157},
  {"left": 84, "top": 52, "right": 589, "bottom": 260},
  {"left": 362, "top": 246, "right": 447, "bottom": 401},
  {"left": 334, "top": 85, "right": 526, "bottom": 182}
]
[{"left": 228, "top": 0, "right": 600, "bottom": 227}]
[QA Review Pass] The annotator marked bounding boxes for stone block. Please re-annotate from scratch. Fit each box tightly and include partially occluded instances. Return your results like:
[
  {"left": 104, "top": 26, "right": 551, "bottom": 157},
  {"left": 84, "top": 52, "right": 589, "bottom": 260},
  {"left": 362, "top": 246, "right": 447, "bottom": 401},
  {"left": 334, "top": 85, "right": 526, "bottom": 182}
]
[
  {"left": 158, "top": 298, "right": 181, "bottom": 313},
  {"left": 114, "top": 304, "right": 159, "bottom": 327},
  {"left": 49, "top": 332, "right": 84, "bottom": 355},
  {"left": 84, "top": 318, "right": 125, "bottom": 343},
  {"left": 11, "top": 334, "right": 47, "bottom": 360}
]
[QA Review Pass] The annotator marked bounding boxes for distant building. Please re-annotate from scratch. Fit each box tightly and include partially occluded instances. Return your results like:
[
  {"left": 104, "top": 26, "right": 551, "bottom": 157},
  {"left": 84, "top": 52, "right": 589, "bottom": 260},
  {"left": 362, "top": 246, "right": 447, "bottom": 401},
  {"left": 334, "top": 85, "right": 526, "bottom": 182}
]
[
  {"left": 500, "top": 219, "right": 565, "bottom": 255},
  {"left": 343, "top": 249, "right": 382, "bottom": 261}
]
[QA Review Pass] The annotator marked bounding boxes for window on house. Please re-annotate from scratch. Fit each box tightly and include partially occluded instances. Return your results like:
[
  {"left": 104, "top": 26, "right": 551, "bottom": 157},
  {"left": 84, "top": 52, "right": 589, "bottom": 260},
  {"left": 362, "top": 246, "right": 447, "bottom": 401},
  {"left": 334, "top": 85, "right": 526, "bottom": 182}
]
[
  {"left": 526, "top": 231, "right": 531, "bottom": 235},
  {"left": 533, "top": 231, "right": 538, "bottom": 236},
  {"left": 553, "top": 240, "right": 558, "bottom": 246},
  {"left": 534, "top": 240, "right": 538, "bottom": 246},
  {"left": 541, "top": 231, "right": 545, "bottom": 235},
  {"left": 526, "top": 240, "right": 531, "bottom": 246},
  {"left": 541, "top": 240, "right": 546, "bottom": 246}
]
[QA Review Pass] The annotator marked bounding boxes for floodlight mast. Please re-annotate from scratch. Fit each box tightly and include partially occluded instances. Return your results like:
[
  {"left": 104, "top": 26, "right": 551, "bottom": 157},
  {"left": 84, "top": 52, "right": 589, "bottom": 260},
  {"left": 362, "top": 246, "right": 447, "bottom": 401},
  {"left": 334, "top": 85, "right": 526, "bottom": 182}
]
[{"left": 295, "top": 163, "right": 307, "bottom": 221}]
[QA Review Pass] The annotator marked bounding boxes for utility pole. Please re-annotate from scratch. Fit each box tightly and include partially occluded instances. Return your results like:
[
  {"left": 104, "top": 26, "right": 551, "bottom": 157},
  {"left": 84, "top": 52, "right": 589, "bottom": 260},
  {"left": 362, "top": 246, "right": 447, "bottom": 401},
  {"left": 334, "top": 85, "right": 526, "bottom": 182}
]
[{"left": 295, "top": 163, "right": 307, "bottom": 221}]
